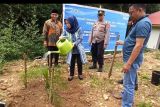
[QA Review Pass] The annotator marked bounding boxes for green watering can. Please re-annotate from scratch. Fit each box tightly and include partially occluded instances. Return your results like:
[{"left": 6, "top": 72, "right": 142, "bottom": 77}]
[{"left": 56, "top": 38, "right": 73, "bottom": 55}]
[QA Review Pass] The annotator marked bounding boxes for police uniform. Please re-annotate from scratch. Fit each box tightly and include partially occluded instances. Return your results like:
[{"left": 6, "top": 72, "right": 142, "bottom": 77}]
[{"left": 88, "top": 10, "right": 110, "bottom": 72}]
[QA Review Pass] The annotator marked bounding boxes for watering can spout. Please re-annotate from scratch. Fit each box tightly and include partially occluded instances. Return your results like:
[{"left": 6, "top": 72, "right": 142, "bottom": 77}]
[{"left": 42, "top": 38, "right": 73, "bottom": 59}]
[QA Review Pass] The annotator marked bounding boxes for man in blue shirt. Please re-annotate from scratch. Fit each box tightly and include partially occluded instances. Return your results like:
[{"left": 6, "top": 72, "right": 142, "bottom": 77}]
[{"left": 116, "top": 4, "right": 152, "bottom": 107}]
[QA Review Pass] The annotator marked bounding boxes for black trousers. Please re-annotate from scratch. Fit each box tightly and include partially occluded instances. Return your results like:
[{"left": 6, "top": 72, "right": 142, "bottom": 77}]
[
  {"left": 91, "top": 41, "right": 104, "bottom": 67},
  {"left": 70, "top": 54, "right": 82, "bottom": 76},
  {"left": 47, "top": 46, "right": 59, "bottom": 67}
]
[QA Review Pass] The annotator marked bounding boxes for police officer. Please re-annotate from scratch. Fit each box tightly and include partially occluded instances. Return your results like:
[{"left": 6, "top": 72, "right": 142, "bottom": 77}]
[{"left": 88, "top": 10, "right": 110, "bottom": 72}]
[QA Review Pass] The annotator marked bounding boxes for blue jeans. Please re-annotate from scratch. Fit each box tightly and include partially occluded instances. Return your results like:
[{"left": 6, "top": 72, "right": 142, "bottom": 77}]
[{"left": 121, "top": 63, "right": 140, "bottom": 107}]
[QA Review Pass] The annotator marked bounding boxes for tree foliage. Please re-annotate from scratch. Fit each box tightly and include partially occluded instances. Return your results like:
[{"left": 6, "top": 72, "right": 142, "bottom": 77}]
[{"left": 0, "top": 4, "right": 62, "bottom": 62}]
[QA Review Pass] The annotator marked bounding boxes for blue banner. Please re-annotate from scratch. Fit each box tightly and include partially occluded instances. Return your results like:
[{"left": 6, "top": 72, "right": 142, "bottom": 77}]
[{"left": 63, "top": 4, "right": 129, "bottom": 52}]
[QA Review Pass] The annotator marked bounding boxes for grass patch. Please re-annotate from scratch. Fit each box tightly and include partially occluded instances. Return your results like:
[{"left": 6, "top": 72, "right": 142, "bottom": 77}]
[
  {"left": 137, "top": 101, "right": 152, "bottom": 107},
  {"left": 20, "top": 66, "right": 47, "bottom": 81},
  {"left": 90, "top": 75, "right": 101, "bottom": 88},
  {"left": 90, "top": 74, "right": 115, "bottom": 92},
  {"left": 113, "top": 60, "right": 123, "bottom": 69},
  {"left": 102, "top": 79, "right": 115, "bottom": 92},
  {"left": 140, "top": 73, "right": 150, "bottom": 81}
]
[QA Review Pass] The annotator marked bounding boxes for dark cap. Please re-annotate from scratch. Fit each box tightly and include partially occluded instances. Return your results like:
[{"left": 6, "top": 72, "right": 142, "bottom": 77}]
[
  {"left": 98, "top": 10, "right": 105, "bottom": 16},
  {"left": 51, "top": 9, "right": 58, "bottom": 14}
]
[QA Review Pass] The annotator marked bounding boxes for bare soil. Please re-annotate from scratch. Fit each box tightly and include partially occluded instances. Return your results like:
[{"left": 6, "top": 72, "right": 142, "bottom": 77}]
[{"left": 0, "top": 51, "right": 160, "bottom": 107}]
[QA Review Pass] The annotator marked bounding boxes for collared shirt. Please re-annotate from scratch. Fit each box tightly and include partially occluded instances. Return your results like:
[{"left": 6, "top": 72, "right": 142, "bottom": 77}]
[
  {"left": 123, "top": 17, "right": 152, "bottom": 65},
  {"left": 89, "top": 20, "right": 110, "bottom": 44},
  {"left": 43, "top": 19, "right": 62, "bottom": 46}
]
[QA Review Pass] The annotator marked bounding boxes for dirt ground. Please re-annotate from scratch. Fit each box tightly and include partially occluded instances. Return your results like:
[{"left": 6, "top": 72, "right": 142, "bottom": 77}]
[{"left": 0, "top": 50, "right": 160, "bottom": 107}]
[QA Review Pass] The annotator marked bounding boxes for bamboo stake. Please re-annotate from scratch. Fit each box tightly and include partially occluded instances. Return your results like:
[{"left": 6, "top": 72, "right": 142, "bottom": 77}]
[
  {"left": 23, "top": 53, "right": 27, "bottom": 88},
  {"left": 108, "top": 34, "right": 120, "bottom": 78}
]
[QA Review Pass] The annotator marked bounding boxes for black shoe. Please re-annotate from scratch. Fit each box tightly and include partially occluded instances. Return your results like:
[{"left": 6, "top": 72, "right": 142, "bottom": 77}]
[
  {"left": 68, "top": 76, "right": 74, "bottom": 81},
  {"left": 78, "top": 75, "right": 83, "bottom": 80},
  {"left": 135, "top": 84, "right": 138, "bottom": 91},
  {"left": 97, "top": 68, "right": 103, "bottom": 72},
  {"left": 89, "top": 65, "right": 97, "bottom": 69},
  {"left": 117, "top": 79, "right": 123, "bottom": 84}
]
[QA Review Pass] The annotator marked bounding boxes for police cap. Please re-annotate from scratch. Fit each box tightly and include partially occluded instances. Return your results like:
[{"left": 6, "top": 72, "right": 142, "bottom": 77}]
[{"left": 98, "top": 10, "right": 105, "bottom": 16}]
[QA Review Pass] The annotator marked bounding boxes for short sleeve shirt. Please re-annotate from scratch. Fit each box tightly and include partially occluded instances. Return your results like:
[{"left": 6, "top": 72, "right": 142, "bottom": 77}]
[{"left": 123, "top": 17, "right": 152, "bottom": 65}]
